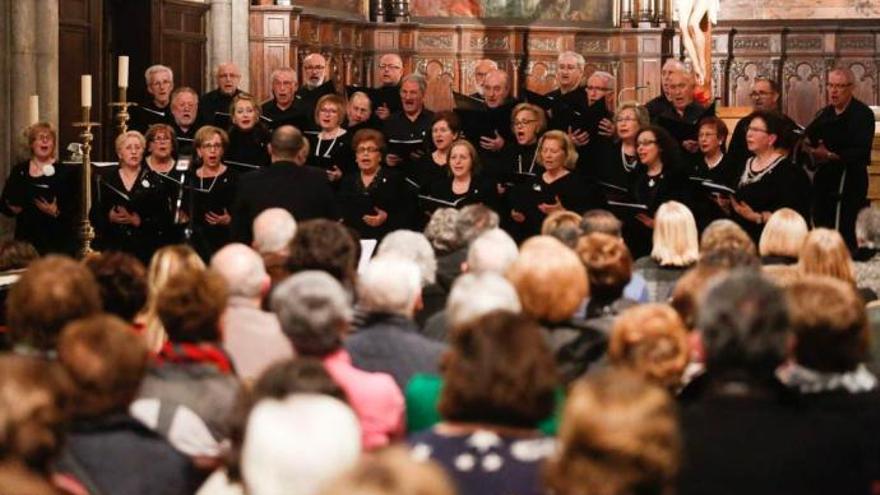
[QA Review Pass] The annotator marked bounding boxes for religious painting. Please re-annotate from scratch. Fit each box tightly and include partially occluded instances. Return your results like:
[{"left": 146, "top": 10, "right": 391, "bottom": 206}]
[{"left": 410, "top": 0, "right": 613, "bottom": 24}]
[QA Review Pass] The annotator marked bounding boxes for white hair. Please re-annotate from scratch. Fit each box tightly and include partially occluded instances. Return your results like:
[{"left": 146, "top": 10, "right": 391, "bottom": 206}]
[
  {"left": 466, "top": 228, "right": 518, "bottom": 274},
  {"left": 589, "top": 70, "right": 616, "bottom": 91},
  {"left": 242, "top": 395, "right": 361, "bottom": 495},
  {"left": 210, "top": 243, "right": 269, "bottom": 299},
  {"left": 253, "top": 208, "right": 297, "bottom": 255},
  {"left": 270, "top": 67, "right": 297, "bottom": 84},
  {"left": 558, "top": 51, "right": 585, "bottom": 68},
  {"left": 377, "top": 230, "right": 437, "bottom": 286},
  {"left": 144, "top": 64, "right": 173, "bottom": 85},
  {"left": 446, "top": 273, "right": 521, "bottom": 329},
  {"left": 357, "top": 255, "right": 421, "bottom": 317}
]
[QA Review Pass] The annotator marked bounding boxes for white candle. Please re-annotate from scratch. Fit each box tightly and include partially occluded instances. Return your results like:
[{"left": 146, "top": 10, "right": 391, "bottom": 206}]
[
  {"left": 28, "top": 95, "right": 39, "bottom": 125},
  {"left": 81, "top": 75, "right": 92, "bottom": 108},
  {"left": 118, "top": 56, "right": 129, "bottom": 88}
]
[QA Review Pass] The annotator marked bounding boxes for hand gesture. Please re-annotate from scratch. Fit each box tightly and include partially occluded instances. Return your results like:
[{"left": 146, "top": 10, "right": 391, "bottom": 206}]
[
  {"left": 598, "top": 118, "right": 615, "bottom": 137},
  {"left": 33, "top": 197, "right": 59, "bottom": 218},
  {"left": 385, "top": 154, "right": 402, "bottom": 167},
  {"left": 537, "top": 195, "right": 563, "bottom": 215},
  {"left": 6, "top": 201, "right": 23, "bottom": 215},
  {"left": 810, "top": 140, "right": 835, "bottom": 164},
  {"left": 511, "top": 209, "right": 525, "bottom": 223},
  {"left": 479, "top": 131, "right": 505, "bottom": 151},
  {"left": 327, "top": 165, "right": 343, "bottom": 182},
  {"left": 731, "top": 198, "right": 760, "bottom": 223},
  {"left": 205, "top": 209, "right": 231, "bottom": 226},
  {"left": 568, "top": 126, "right": 590, "bottom": 146},
  {"left": 363, "top": 207, "right": 388, "bottom": 227}
]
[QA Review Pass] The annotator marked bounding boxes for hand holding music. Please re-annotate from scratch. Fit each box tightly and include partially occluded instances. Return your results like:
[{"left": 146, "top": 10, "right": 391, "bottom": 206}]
[
  {"left": 205, "top": 209, "right": 231, "bottom": 226},
  {"left": 538, "top": 195, "right": 563, "bottom": 215},
  {"left": 33, "top": 197, "right": 59, "bottom": 218},
  {"left": 479, "top": 131, "right": 505, "bottom": 151},
  {"left": 363, "top": 207, "right": 388, "bottom": 227},
  {"left": 568, "top": 126, "right": 590, "bottom": 146}
]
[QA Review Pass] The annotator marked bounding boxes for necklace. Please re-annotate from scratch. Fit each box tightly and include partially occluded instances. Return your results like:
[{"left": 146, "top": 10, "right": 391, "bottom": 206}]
[
  {"left": 740, "top": 154, "right": 784, "bottom": 187},
  {"left": 518, "top": 146, "right": 538, "bottom": 175},
  {"left": 621, "top": 146, "right": 638, "bottom": 172},
  {"left": 198, "top": 168, "right": 222, "bottom": 192},
  {"left": 315, "top": 129, "right": 344, "bottom": 158}
]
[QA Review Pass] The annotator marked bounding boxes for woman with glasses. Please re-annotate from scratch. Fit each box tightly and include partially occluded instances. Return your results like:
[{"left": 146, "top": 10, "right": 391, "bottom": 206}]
[
  {"left": 689, "top": 116, "right": 742, "bottom": 229},
  {"left": 183, "top": 126, "right": 237, "bottom": 260},
  {"left": 729, "top": 110, "right": 810, "bottom": 243},
  {"left": 306, "top": 94, "right": 354, "bottom": 184},
  {"left": 225, "top": 93, "right": 271, "bottom": 172},
  {"left": 596, "top": 102, "right": 651, "bottom": 193},
  {"left": 145, "top": 124, "right": 187, "bottom": 246},
  {"left": 338, "top": 129, "right": 410, "bottom": 240}
]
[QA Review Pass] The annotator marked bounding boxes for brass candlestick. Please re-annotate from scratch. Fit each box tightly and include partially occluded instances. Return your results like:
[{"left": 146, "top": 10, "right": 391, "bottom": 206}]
[
  {"left": 72, "top": 106, "right": 101, "bottom": 258},
  {"left": 109, "top": 86, "right": 137, "bottom": 135}
]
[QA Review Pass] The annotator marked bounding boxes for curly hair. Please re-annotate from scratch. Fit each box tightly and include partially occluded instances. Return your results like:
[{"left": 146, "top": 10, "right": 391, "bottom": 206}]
[
  {"left": 609, "top": 304, "right": 690, "bottom": 390},
  {"left": 575, "top": 232, "right": 632, "bottom": 302},
  {"left": 84, "top": 251, "right": 148, "bottom": 322},
  {"left": 287, "top": 219, "right": 359, "bottom": 290}
]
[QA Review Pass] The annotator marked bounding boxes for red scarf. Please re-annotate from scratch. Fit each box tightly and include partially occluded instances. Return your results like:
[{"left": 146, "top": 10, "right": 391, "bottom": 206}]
[{"left": 154, "top": 342, "right": 234, "bottom": 374}]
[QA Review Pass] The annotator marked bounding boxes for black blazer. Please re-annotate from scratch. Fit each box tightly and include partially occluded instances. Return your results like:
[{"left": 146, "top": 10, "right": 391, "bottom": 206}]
[{"left": 231, "top": 161, "right": 338, "bottom": 244}]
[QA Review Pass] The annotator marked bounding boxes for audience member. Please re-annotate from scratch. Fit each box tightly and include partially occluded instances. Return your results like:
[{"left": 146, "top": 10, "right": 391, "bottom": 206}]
[
  {"left": 758, "top": 208, "right": 808, "bottom": 265},
  {"left": 319, "top": 447, "right": 456, "bottom": 495},
  {"left": 575, "top": 232, "right": 638, "bottom": 324},
  {"left": 287, "top": 218, "right": 359, "bottom": 293},
  {"left": 797, "top": 228, "right": 876, "bottom": 300},
  {"left": 376, "top": 230, "right": 442, "bottom": 325},
  {"left": 580, "top": 209, "right": 649, "bottom": 302},
  {"left": 423, "top": 208, "right": 461, "bottom": 255},
  {"left": 854, "top": 206, "right": 880, "bottom": 296},
  {"left": 633, "top": 201, "right": 699, "bottom": 302},
  {"left": 251, "top": 207, "right": 297, "bottom": 286},
  {"left": 83, "top": 251, "right": 148, "bottom": 323},
  {"left": 436, "top": 204, "right": 499, "bottom": 291},
  {"left": 699, "top": 218, "right": 757, "bottom": 255},
  {"left": 609, "top": 304, "right": 690, "bottom": 390}
]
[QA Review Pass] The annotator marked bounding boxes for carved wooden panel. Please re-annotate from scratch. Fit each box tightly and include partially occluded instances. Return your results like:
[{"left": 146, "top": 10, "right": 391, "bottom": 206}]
[
  {"left": 847, "top": 61, "right": 878, "bottom": 106},
  {"left": 729, "top": 61, "right": 774, "bottom": 107},
  {"left": 783, "top": 60, "right": 824, "bottom": 127},
  {"left": 525, "top": 61, "right": 556, "bottom": 94}
]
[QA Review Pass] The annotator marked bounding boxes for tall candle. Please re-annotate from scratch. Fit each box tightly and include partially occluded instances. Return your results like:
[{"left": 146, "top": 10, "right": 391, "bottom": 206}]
[
  {"left": 28, "top": 95, "right": 39, "bottom": 125},
  {"left": 81, "top": 75, "right": 92, "bottom": 108},
  {"left": 118, "top": 56, "right": 129, "bottom": 88}
]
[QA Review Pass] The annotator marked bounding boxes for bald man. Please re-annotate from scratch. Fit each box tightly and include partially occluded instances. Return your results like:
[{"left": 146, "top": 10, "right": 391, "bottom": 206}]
[
  {"left": 199, "top": 62, "right": 243, "bottom": 128},
  {"left": 211, "top": 243, "right": 294, "bottom": 381}
]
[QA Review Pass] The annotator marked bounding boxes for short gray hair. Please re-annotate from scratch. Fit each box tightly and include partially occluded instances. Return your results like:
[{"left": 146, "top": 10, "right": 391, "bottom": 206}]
[
  {"left": 253, "top": 208, "right": 297, "bottom": 255},
  {"left": 210, "top": 243, "right": 268, "bottom": 299},
  {"left": 357, "top": 256, "right": 421, "bottom": 317},
  {"left": 466, "top": 228, "right": 518, "bottom": 274},
  {"left": 270, "top": 271, "right": 352, "bottom": 356},
  {"left": 856, "top": 207, "right": 880, "bottom": 249},
  {"left": 558, "top": 51, "right": 585, "bottom": 69},
  {"left": 424, "top": 208, "right": 461, "bottom": 253},
  {"left": 456, "top": 204, "right": 500, "bottom": 244},
  {"left": 589, "top": 71, "right": 616, "bottom": 92},
  {"left": 144, "top": 64, "right": 173, "bottom": 85},
  {"left": 270, "top": 67, "right": 297, "bottom": 84},
  {"left": 446, "top": 273, "right": 521, "bottom": 329},
  {"left": 377, "top": 230, "right": 437, "bottom": 286},
  {"left": 401, "top": 73, "right": 427, "bottom": 94}
]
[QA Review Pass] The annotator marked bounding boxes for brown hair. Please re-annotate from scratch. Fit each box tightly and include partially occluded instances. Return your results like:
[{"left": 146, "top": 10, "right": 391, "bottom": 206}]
[
  {"left": 446, "top": 139, "right": 482, "bottom": 177},
  {"left": 57, "top": 314, "right": 148, "bottom": 418},
  {"left": 670, "top": 265, "right": 725, "bottom": 330},
  {"left": 84, "top": 251, "right": 148, "bottom": 322},
  {"left": 145, "top": 123, "right": 177, "bottom": 152},
  {"left": 320, "top": 447, "right": 456, "bottom": 495},
  {"left": 541, "top": 210, "right": 582, "bottom": 236},
  {"left": 432, "top": 110, "right": 462, "bottom": 135},
  {"left": 575, "top": 233, "right": 632, "bottom": 302},
  {"left": 156, "top": 268, "right": 228, "bottom": 343},
  {"left": 194, "top": 125, "right": 229, "bottom": 150},
  {"left": 697, "top": 116, "right": 729, "bottom": 143},
  {"left": 544, "top": 369, "right": 680, "bottom": 495},
  {"left": 229, "top": 93, "right": 263, "bottom": 121},
  {"left": 7, "top": 255, "right": 101, "bottom": 351},
  {"left": 609, "top": 304, "right": 690, "bottom": 390},
  {"left": 798, "top": 228, "right": 855, "bottom": 285},
  {"left": 0, "top": 240, "right": 39, "bottom": 271},
  {"left": 352, "top": 128, "right": 386, "bottom": 154},
  {"left": 288, "top": 219, "right": 359, "bottom": 289},
  {"left": 507, "top": 236, "right": 588, "bottom": 323},
  {"left": 787, "top": 275, "right": 868, "bottom": 373},
  {"left": 700, "top": 219, "right": 756, "bottom": 255},
  {"left": 439, "top": 311, "right": 558, "bottom": 428},
  {"left": 23, "top": 122, "right": 57, "bottom": 158}
]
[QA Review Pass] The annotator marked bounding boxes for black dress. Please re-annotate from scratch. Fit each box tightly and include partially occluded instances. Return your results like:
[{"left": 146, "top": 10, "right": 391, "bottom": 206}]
[
  {"left": 225, "top": 126, "right": 270, "bottom": 173},
  {"left": 183, "top": 166, "right": 237, "bottom": 261},
  {"left": 734, "top": 155, "right": 811, "bottom": 243},
  {"left": 408, "top": 153, "right": 449, "bottom": 194},
  {"left": 624, "top": 164, "right": 690, "bottom": 258},
  {"left": 509, "top": 171, "right": 604, "bottom": 241},
  {"left": 91, "top": 166, "right": 172, "bottom": 264},
  {"left": 145, "top": 159, "right": 187, "bottom": 247},
  {"left": 0, "top": 161, "right": 78, "bottom": 255},
  {"left": 422, "top": 175, "right": 497, "bottom": 219},
  {"left": 595, "top": 142, "right": 639, "bottom": 192},
  {"left": 305, "top": 130, "right": 355, "bottom": 180},
  {"left": 338, "top": 167, "right": 410, "bottom": 241},
  {"left": 689, "top": 153, "right": 744, "bottom": 231}
]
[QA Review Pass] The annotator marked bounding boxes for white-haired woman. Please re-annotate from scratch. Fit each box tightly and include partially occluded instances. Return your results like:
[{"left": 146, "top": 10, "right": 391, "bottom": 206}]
[{"left": 633, "top": 201, "right": 699, "bottom": 302}]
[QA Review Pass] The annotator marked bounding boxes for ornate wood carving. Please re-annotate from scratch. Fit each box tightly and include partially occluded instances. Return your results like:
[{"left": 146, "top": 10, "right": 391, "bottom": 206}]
[
  {"left": 469, "top": 34, "right": 510, "bottom": 51},
  {"left": 786, "top": 36, "right": 823, "bottom": 52},
  {"left": 783, "top": 60, "right": 824, "bottom": 126},
  {"left": 733, "top": 36, "right": 770, "bottom": 52},
  {"left": 418, "top": 34, "right": 453, "bottom": 50}
]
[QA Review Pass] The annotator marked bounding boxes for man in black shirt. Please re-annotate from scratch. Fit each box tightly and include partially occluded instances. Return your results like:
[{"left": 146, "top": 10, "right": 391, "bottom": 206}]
[
  {"left": 344, "top": 91, "right": 379, "bottom": 133},
  {"left": 131, "top": 65, "right": 174, "bottom": 134},
  {"left": 727, "top": 78, "right": 799, "bottom": 164},
  {"left": 806, "top": 67, "right": 876, "bottom": 250},
  {"left": 374, "top": 53, "right": 405, "bottom": 120},
  {"left": 296, "top": 53, "right": 336, "bottom": 127},
  {"left": 199, "top": 63, "right": 243, "bottom": 129},
  {"left": 469, "top": 59, "right": 498, "bottom": 100},
  {"left": 169, "top": 87, "right": 202, "bottom": 157},
  {"left": 645, "top": 58, "right": 686, "bottom": 119},
  {"left": 383, "top": 74, "right": 434, "bottom": 170},
  {"left": 260, "top": 67, "right": 308, "bottom": 131}
]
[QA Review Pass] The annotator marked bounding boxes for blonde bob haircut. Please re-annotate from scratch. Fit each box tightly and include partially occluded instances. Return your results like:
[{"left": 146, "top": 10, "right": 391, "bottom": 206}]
[
  {"left": 615, "top": 101, "right": 651, "bottom": 129},
  {"left": 651, "top": 201, "right": 699, "bottom": 267},
  {"left": 507, "top": 236, "right": 587, "bottom": 323},
  {"left": 115, "top": 130, "right": 146, "bottom": 154},
  {"left": 798, "top": 228, "right": 855, "bottom": 285},
  {"left": 537, "top": 130, "right": 578, "bottom": 170},
  {"left": 510, "top": 102, "right": 547, "bottom": 135},
  {"left": 609, "top": 304, "right": 689, "bottom": 390},
  {"left": 759, "top": 208, "right": 808, "bottom": 259},
  {"left": 193, "top": 125, "right": 229, "bottom": 150}
]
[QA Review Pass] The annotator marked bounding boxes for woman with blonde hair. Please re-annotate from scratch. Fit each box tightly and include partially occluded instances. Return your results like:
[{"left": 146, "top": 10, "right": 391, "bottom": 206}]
[
  {"left": 798, "top": 228, "right": 855, "bottom": 284},
  {"left": 609, "top": 304, "right": 690, "bottom": 390},
  {"left": 634, "top": 201, "right": 699, "bottom": 302},
  {"left": 136, "top": 244, "right": 206, "bottom": 352},
  {"left": 759, "top": 208, "right": 808, "bottom": 265},
  {"left": 544, "top": 368, "right": 680, "bottom": 495}
]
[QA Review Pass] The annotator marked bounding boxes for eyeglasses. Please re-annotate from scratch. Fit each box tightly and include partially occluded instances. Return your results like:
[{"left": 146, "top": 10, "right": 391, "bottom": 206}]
[
  {"left": 615, "top": 116, "right": 638, "bottom": 122},
  {"left": 636, "top": 139, "right": 657, "bottom": 146},
  {"left": 746, "top": 126, "right": 769, "bottom": 134},
  {"left": 586, "top": 85, "right": 610, "bottom": 92},
  {"left": 513, "top": 119, "right": 538, "bottom": 127},
  {"left": 201, "top": 143, "right": 223, "bottom": 150},
  {"left": 218, "top": 73, "right": 241, "bottom": 79},
  {"left": 152, "top": 136, "right": 172, "bottom": 143},
  {"left": 378, "top": 64, "right": 402, "bottom": 70},
  {"left": 750, "top": 91, "right": 774, "bottom": 98},
  {"left": 826, "top": 83, "right": 852, "bottom": 90},
  {"left": 356, "top": 146, "right": 380, "bottom": 154},
  {"left": 319, "top": 107, "right": 339, "bottom": 114},
  {"left": 304, "top": 65, "right": 326, "bottom": 71}
]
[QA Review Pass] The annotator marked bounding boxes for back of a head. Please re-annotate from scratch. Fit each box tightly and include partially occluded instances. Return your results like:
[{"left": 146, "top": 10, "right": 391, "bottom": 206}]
[
  {"left": 541, "top": 210, "right": 582, "bottom": 237},
  {"left": 319, "top": 447, "right": 456, "bottom": 495},
  {"left": 466, "top": 228, "right": 518, "bottom": 274},
  {"left": 758, "top": 208, "right": 808, "bottom": 259},
  {"left": 84, "top": 251, "right": 148, "bottom": 322},
  {"left": 856, "top": 206, "right": 880, "bottom": 249},
  {"left": 270, "top": 271, "right": 351, "bottom": 357},
  {"left": 424, "top": 208, "right": 461, "bottom": 254},
  {"left": 357, "top": 256, "right": 421, "bottom": 317},
  {"left": 651, "top": 201, "right": 698, "bottom": 267},
  {"left": 270, "top": 125, "right": 308, "bottom": 161},
  {"left": 798, "top": 228, "right": 855, "bottom": 285},
  {"left": 147, "top": 245, "right": 206, "bottom": 302},
  {"left": 544, "top": 368, "right": 680, "bottom": 495},
  {"left": 575, "top": 232, "right": 632, "bottom": 301},
  {"left": 670, "top": 265, "right": 725, "bottom": 330},
  {"left": 288, "top": 219, "right": 358, "bottom": 288},
  {"left": 0, "top": 240, "right": 39, "bottom": 272},
  {"left": 698, "top": 270, "right": 789, "bottom": 378},
  {"left": 242, "top": 395, "right": 361, "bottom": 495},
  {"left": 700, "top": 219, "right": 756, "bottom": 255},
  {"left": 609, "top": 304, "right": 689, "bottom": 389},
  {"left": 57, "top": 314, "right": 148, "bottom": 418},
  {"left": 456, "top": 204, "right": 499, "bottom": 245},
  {"left": 377, "top": 230, "right": 437, "bottom": 286},
  {"left": 786, "top": 275, "right": 868, "bottom": 374},
  {"left": 156, "top": 268, "right": 228, "bottom": 344},
  {"left": 252, "top": 208, "right": 297, "bottom": 255},
  {"left": 580, "top": 209, "right": 622, "bottom": 237},
  {"left": 507, "top": 236, "right": 587, "bottom": 323},
  {"left": 210, "top": 243, "right": 269, "bottom": 300},
  {"left": 7, "top": 255, "right": 101, "bottom": 352},
  {"left": 446, "top": 272, "right": 521, "bottom": 330},
  {"left": 698, "top": 247, "right": 761, "bottom": 271}
]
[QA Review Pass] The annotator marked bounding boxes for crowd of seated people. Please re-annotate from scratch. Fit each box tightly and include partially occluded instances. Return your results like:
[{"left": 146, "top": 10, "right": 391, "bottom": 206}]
[{"left": 0, "top": 51, "right": 878, "bottom": 495}]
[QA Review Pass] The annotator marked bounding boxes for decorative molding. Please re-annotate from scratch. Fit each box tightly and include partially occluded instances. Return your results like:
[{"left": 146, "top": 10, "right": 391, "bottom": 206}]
[
  {"left": 576, "top": 38, "right": 610, "bottom": 53},
  {"left": 733, "top": 37, "right": 770, "bottom": 51},
  {"left": 418, "top": 34, "right": 454, "bottom": 50},
  {"left": 840, "top": 36, "right": 875, "bottom": 51},
  {"left": 786, "top": 36, "right": 822, "bottom": 51},
  {"left": 528, "top": 37, "right": 559, "bottom": 52},
  {"left": 469, "top": 35, "right": 509, "bottom": 51}
]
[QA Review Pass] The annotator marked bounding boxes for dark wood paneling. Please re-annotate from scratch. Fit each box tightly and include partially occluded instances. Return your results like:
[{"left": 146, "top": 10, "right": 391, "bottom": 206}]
[
  {"left": 59, "top": 0, "right": 104, "bottom": 155},
  {"left": 154, "top": 0, "right": 208, "bottom": 93}
]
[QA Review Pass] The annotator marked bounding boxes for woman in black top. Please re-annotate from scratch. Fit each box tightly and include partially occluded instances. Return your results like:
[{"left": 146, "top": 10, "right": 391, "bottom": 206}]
[
  {"left": 92, "top": 131, "right": 171, "bottom": 263},
  {"left": 305, "top": 94, "right": 354, "bottom": 184},
  {"left": 729, "top": 110, "right": 811, "bottom": 243},
  {"left": 690, "top": 116, "right": 742, "bottom": 230},
  {"left": 224, "top": 94, "right": 270, "bottom": 173},
  {"left": 183, "top": 126, "right": 237, "bottom": 261},
  {"left": 596, "top": 102, "right": 650, "bottom": 192},
  {"left": 424, "top": 140, "right": 497, "bottom": 217},
  {"left": 145, "top": 124, "right": 186, "bottom": 246},
  {"left": 510, "top": 130, "right": 604, "bottom": 239},
  {"left": 338, "top": 129, "right": 410, "bottom": 240},
  {"left": 409, "top": 111, "right": 461, "bottom": 193},
  {"left": 0, "top": 122, "right": 77, "bottom": 255}
]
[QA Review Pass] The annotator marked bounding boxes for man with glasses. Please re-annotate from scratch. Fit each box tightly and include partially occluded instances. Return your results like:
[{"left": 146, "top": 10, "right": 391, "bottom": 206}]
[
  {"left": 645, "top": 58, "right": 687, "bottom": 119},
  {"left": 469, "top": 59, "right": 498, "bottom": 100},
  {"left": 261, "top": 67, "right": 308, "bottom": 131},
  {"left": 806, "top": 67, "right": 875, "bottom": 249},
  {"left": 169, "top": 87, "right": 202, "bottom": 156},
  {"left": 296, "top": 53, "right": 337, "bottom": 127},
  {"left": 199, "top": 62, "right": 243, "bottom": 129},
  {"left": 727, "top": 78, "right": 798, "bottom": 164},
  {"left": 131, "top": 65, "right": 175, "bottom": 133},
  {"left": 373, "top": 53, "right": 405, "bottom": 120}
]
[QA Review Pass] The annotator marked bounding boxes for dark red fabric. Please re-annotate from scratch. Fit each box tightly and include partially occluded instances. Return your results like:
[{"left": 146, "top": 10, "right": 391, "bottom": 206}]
[{"left": 154, "top": 342, "right": 233, "bottom": 374}]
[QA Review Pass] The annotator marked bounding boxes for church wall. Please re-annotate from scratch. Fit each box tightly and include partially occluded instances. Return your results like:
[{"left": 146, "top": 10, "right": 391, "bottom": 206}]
[{"left": 718, "top": 0, "right": 880, "bottom": 21}]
